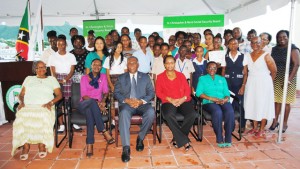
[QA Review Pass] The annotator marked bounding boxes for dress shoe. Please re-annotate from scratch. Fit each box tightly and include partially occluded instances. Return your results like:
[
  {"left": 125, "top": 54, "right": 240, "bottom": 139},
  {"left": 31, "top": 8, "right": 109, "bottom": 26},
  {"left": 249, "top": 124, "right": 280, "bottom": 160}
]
[
  {"left": 121, "top": 146, "right": 130, "bottom": 162},
  {"left": 136, "top": 136, "right": 144, "bottom": 151}
]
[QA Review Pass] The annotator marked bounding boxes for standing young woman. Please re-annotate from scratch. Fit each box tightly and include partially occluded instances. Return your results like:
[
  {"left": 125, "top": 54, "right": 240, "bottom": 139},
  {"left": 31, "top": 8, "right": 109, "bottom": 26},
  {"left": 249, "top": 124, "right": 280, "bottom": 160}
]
[
  {"left": 168, "top": 35, "right": 179, "bottom": 57},
  {"left": 121, "top": 34, "right": 135, "bottom": 58},
  {"left": 86, "top": 30, "right": 95, "bottom": 52},
  {"left": 221, "top": 38, "right": 248, "bottom": 133},
  {"left": 85, "top": 36, "right": 109, "bottom": 75},
  {"left": 192, "top": 46, "right": 207, "bottom": 93},
  {"left": 48, "top": 34, "right": 77, "bottom": 133},
  {"left": 70, "top": 35, "right": 90, "bottom": 83},
  {"left": 103, "top": 42, "right": 128, "bottom": 128}
]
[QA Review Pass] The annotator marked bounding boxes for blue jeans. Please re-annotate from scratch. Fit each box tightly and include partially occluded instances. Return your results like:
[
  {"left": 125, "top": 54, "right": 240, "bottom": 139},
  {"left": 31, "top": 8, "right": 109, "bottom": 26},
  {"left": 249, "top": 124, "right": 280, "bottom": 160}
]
[
  {"left": 78, "top": 99, "right": 105, "bottom": 144},
  {"left": 203, "top": 102, "right": 234, "bottom": 143}
]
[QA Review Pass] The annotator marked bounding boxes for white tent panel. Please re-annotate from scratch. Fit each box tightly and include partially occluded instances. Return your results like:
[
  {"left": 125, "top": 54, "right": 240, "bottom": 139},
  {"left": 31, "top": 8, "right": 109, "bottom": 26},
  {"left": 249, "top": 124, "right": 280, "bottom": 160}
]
[{"left": 0, "top": 0, "right": 293, "bottom": 26}]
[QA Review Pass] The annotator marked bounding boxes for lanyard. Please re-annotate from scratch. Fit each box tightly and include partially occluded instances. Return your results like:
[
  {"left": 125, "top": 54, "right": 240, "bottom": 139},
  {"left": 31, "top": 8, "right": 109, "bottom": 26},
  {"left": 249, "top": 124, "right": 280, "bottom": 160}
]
[{"left": 178, "top": 60, "right": 186, "bottom": 73}]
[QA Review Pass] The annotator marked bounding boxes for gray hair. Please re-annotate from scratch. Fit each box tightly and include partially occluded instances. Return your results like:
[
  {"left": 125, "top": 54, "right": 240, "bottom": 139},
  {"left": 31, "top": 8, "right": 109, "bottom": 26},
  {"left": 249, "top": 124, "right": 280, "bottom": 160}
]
[
  {"left": 127, "top": 56, "right": 139, "bottom": 63},
  {"left": 32, "top": 60, "right": 46, "bottom": 74}
]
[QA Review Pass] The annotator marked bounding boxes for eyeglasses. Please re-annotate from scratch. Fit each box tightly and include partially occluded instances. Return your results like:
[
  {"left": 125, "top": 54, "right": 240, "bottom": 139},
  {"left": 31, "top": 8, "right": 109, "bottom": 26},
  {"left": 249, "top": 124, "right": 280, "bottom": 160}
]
[
  {"left": 36, "top": 66, "right": 46, "bottom": 70},
  {"left": 208, "top": 67, "right": 217, "bottom": 70},
  {"left": 251, "top": 41, "right": 261, "bottom": 45}
]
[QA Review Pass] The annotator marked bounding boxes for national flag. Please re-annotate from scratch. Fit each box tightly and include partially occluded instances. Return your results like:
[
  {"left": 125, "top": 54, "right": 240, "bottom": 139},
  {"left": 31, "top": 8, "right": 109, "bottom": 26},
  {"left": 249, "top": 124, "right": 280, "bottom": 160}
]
[{"left": 16, "top": 1, "right": 30, "bottom": 61}]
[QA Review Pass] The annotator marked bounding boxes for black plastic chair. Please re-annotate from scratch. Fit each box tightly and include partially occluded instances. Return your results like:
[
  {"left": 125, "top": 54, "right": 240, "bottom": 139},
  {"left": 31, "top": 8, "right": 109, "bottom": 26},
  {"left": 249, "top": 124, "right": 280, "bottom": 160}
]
[
  {"left": 66, "top": 83, "right": 111, "bottom": 148},
  {"left": 199, "top": 94, "right": 242, "bottom": 141},
  {"left": 156, "top": 95, "right": 202, "bottom": 143},
  {"left": 54, "top": 98, "right": 67, "bottom": 148}
]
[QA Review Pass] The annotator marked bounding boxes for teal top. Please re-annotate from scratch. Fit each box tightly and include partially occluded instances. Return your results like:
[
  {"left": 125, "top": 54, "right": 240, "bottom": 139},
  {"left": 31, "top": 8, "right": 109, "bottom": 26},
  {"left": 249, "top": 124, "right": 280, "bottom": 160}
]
[
  {"left": 85, "top": 52, "right": 107, "bottom": 74},
  {"left": 171, "top": 47, "right": 179, "bottom": 57},
  {"left": 195, "top": 74, "right": 230, "bottom": 105}
]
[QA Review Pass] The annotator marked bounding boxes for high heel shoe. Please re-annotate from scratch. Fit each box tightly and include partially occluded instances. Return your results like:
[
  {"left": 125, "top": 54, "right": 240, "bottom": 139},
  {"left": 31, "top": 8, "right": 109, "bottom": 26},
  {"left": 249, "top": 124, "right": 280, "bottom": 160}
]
[
  {"left": 86, "top": 144, "right": 93, "bottom": 157},
  {"left": 170, "top": 139, "right": 178, "bottom": 148},
  {"left": 282, "top": 126, "right": 288, "bottom": 133},
  {"left": 184, "top": 143, "right": 192, "bottom": 151},
  {"left": 269, "top": 123, "right": 279, "bottom": 131},
  {"left": 103, "top": 131, "right": 115, "bottom": 145}
]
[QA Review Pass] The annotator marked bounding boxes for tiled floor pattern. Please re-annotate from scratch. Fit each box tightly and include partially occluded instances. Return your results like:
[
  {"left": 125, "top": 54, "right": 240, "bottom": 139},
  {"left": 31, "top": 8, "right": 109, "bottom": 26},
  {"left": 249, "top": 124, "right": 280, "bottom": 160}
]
[{"left": 0, "top": 98, "right": 300, "bottom": 169}]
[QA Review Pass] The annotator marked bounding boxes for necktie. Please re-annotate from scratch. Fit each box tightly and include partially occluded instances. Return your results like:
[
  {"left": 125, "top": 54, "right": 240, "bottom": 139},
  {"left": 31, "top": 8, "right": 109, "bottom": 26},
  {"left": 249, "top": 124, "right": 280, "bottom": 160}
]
[{"left": 130, "top": 75, "right": 137, "bottom": 98}]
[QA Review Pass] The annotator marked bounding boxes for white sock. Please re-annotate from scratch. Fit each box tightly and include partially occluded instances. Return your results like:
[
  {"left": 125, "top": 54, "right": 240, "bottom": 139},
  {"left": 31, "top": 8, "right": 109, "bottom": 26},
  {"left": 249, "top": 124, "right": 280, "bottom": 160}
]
[{"left": 58, "top": 125, "right": 65, "bottom": 131}]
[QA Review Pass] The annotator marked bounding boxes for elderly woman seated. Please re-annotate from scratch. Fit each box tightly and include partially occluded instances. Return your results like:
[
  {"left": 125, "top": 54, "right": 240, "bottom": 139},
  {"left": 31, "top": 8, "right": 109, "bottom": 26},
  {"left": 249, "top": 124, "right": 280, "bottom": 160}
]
[
  {"left": 196, "top": 61, "right": 235, "bottom": 148},
  {"left": 79, "top": 59, "right": 115, "bottom": 158},
  {"left": 12, "top": 61, "right": 62, "bottom": 160}
]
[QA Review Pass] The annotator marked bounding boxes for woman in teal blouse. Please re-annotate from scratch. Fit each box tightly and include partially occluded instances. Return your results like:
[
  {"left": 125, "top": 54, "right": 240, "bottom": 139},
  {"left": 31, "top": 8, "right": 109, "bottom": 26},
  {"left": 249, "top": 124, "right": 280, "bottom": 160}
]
[
  {"left": 85, "top": 36, "right": 109, "bottom": 74},
  {"left": 196, "top": 61, "right": 235, "bottom": 148}
]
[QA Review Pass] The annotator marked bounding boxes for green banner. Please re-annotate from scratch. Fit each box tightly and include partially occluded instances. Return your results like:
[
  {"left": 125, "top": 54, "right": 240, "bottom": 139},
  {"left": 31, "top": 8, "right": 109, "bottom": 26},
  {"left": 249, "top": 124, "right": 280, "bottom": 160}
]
[
  {"left": 83, "top": 19, "right": 115, "bottom": 38},
  {"left": 163, "top": 14, "right": 224, "bottom": 28}
]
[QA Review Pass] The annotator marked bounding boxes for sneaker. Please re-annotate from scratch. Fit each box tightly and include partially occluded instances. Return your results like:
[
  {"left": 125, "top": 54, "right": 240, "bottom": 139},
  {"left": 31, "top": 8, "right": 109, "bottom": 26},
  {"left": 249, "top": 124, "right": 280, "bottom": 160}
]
[
  {"left": 73, "top": 124, "right": 82, "bottom": 131},
  {"left": 57, "top": 125, "right": 65, "bottom": 133}
]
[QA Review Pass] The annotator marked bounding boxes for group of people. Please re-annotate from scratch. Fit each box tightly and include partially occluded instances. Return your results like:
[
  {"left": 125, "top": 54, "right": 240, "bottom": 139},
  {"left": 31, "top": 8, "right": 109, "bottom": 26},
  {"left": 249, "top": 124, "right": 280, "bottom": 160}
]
[{"left": 11, "top": 26, "right": 300, "bottom": 163}]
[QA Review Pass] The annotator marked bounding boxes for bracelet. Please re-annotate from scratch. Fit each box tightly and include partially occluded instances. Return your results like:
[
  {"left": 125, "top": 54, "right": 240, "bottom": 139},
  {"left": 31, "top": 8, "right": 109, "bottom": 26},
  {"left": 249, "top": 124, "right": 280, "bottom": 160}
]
[
  {"left": 242, "top": 84, "right": 245, "bottom": 86},
  {"left": 63, "top": 79, "right": 66, "bottom": 83},
  {"left": 51, "top": 101, "right": 54, "bottom": 105}
]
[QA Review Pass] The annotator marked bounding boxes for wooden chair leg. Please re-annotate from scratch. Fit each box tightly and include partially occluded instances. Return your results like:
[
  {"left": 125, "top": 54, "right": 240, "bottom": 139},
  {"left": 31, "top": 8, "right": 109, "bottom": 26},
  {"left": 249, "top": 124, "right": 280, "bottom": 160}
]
[{"left": 153, "top": 120, "right": 157, "bottom": 145}]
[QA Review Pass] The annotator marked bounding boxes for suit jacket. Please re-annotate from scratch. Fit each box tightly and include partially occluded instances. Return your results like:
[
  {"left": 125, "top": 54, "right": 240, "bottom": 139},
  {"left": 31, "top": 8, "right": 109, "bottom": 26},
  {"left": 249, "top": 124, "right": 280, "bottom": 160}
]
[{"left": 114, "top": 71, "right": 155, "bottom": 105}]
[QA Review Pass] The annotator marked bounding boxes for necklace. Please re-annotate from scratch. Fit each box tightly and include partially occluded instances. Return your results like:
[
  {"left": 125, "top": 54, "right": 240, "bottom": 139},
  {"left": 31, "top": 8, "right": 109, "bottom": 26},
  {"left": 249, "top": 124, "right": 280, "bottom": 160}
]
[{"left": 36, "top": 76, "right": 46, "bottom": 84}]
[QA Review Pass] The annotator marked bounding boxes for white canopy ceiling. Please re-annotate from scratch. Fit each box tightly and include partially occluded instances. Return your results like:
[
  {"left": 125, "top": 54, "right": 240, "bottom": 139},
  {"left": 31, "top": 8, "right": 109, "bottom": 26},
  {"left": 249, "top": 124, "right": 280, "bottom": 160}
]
[{"left": 0, "top": 0, "right": 293, "bottom": 26}]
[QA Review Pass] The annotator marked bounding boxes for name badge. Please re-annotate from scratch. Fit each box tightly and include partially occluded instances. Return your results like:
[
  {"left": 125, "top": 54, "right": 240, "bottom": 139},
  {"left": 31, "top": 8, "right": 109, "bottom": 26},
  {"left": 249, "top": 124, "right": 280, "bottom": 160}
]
[{"left": 237, "top": 74, "right": 243, "bottom": 78}]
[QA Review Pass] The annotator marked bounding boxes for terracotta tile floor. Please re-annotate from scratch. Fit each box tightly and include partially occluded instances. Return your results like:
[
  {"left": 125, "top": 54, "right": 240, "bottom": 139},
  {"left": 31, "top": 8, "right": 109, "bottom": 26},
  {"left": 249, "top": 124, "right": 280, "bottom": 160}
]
[{"left": 1, "top": 96, "right": 300, "bottom": 169}]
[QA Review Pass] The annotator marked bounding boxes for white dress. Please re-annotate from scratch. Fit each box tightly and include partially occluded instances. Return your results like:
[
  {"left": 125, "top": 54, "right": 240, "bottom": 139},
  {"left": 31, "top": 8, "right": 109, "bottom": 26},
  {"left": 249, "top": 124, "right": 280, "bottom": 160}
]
[{"left": 244, "top": 52, "right": 275, "bottom": 121}]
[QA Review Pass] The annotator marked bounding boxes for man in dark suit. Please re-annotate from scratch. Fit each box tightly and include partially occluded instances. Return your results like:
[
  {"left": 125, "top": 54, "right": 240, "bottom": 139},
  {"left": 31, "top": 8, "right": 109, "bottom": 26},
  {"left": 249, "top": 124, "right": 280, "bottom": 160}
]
[{"left": 114, "top": 56, "right": 155, "bottom": 162}]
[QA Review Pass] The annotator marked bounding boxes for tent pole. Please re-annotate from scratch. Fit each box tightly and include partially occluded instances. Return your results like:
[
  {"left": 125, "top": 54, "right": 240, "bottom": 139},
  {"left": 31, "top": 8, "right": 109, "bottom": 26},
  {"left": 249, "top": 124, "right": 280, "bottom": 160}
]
[
  {"left": 93, "top": 0, "right": 99, "bottom": 19},
  {"left": 277, "top": 0, "right": 296, "bottom": 143}
]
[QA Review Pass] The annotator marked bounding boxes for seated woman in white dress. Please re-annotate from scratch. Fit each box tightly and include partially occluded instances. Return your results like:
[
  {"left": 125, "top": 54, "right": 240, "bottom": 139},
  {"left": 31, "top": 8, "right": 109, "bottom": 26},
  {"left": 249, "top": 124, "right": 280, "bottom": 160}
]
[{"left": 11, "top": 61, "right": 62, "bottom": 160}]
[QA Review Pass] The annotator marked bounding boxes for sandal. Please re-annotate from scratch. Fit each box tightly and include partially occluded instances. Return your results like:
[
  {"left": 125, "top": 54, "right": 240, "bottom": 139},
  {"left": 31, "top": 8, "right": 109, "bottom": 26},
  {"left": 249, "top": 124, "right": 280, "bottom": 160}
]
[
  {"left": 20, "top": 143, "right": 30, "bottom": 160},
  {"left": 103, "top": 131, "right": 115, "bottom": 144},
  {"left": 224, "top": 143, "right": 232, "bottom": 148},
  {"left": 255, "top": 130, "right": 266, "bottom": 138},
  {"left": 247, "top": 129, "right": 258, "bottom": 135},
  {"left": 217, "top": 143, "right": 226, "bottom": 148},
  {"left": 38, "top": 143, "right": 47, "bottom": 159}
]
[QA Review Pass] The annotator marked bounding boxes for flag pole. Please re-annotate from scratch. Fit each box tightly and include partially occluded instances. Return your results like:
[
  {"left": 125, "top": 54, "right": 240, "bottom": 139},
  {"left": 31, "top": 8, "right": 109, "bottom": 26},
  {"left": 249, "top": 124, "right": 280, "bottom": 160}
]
[
  {"left": 277, "top": 0, "right": 296, "bottom": 143},
  {"left": 27, "top": 0, "right": 33, "bottom": 61}
]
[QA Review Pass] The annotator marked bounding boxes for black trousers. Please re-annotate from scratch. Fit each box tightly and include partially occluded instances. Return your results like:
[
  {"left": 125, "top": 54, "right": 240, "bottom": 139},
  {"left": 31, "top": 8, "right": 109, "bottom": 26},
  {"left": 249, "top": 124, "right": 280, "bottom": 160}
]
[{"left": 161, "top": 101, "right": 197, "bottom": 148}]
